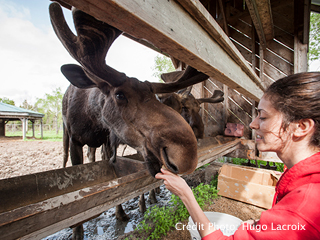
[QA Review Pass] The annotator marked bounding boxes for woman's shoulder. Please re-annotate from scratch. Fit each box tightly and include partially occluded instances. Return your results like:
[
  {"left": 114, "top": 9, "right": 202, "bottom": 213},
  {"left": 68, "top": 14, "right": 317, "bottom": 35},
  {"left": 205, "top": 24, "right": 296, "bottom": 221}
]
[{"left": 272, "top": 183, "right": 320, "bottom": 222}]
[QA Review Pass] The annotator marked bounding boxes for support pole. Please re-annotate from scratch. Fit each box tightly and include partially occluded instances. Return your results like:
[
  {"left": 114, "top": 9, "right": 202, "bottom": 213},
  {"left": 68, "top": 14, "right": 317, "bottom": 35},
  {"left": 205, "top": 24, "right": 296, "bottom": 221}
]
[
  {"left": 31, "top": 120, "right": 35, "bottom": 138},
  {"left": 41, "top": 119, "right": 43, "bottom": 139},
  {"left": 20, "top": 118, "right": 26, "bottom": 140},
  {"left": 0, "top": 119, "right": 5, "bottom": 137}
]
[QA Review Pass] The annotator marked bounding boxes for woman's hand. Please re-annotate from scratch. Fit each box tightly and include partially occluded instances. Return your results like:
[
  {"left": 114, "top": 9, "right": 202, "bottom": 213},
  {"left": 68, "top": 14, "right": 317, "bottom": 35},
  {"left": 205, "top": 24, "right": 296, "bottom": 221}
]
[
  {"left": 155, "top": 167, "right": 192, "bottom": 199},
  {"left": 156, "top": 167, "right": 216, "bottom": 237}
]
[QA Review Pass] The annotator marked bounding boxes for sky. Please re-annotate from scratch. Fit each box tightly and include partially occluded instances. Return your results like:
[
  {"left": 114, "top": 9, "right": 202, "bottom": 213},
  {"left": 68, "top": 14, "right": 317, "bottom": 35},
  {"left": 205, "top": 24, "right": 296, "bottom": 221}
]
[{"left": 0, "top": 0, "right": 159, "bottom": 106}]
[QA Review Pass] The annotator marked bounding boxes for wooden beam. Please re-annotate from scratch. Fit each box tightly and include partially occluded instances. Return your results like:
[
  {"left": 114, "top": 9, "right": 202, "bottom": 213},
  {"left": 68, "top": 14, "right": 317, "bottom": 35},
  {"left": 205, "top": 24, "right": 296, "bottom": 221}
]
[
  {"left": 175, "top": 0, "right": 265, "bottom": 97},
  {"left": 311, "top": 4, "right": 320, "bottom": 13},
  {"left": 56, "top": 0, "right": 264, "bottom": 101},
  {"left": 197, "top": 137, "right": 241, "bottom": 167},
  {"left": 303, "top": 0, "right": 311, "bottom": 45},
  {"left": 294, "top": 35, "right": 308, "bottom": 73},
  {"left": 294, "top": 0, "right": 309, "bottom": 72},
  {"left": 217, "top": 0, "right": 229, "bottom": 35},
  {"left": 245, "top": 0, "right": 274, "bottom": 48},
  {"left": 122, "top": 32, "right": 170, "bottom": 57}
]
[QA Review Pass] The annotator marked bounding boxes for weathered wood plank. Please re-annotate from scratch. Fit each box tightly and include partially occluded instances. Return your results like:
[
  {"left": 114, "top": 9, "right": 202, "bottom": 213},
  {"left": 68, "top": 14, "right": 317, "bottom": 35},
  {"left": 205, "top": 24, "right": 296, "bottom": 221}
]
[
  {"left": 58, "top": 0, "right": 264, "bottom": 101},
  {"left": 197, "top": 137, "right": 242, "bottom": 167},
  {"left": 231, "top": 41, "right": 255, "bottom": 66},
  {"left": 294, "top": 35, "right": 308, "bottom": 73},
  {"left": 273, "top": 26, "right": 294, "bottom": 50},
  {"left": 229, "top": 19, "right": 253, "bottom": 40},
  {"left": 266, "top": 40, "right": 294, "bottom": 65},
  {"left": 176, "top": 0, "right": 265, "bottom": 95},
  {"left": 264, "top": 49, "right": 294, "bottom": 76},
  {"left": 227, "top": 99, "right": 252, "bottom": 139},
  {"left": 263, "top": 61, "right": 287, "bottom": 81},
  {"left": 19, "top": 179, "right": 163, "bottom": 240},
  {"left": 0, "top": 169, "right": 160, "bottom": 240},
  {"left": 245, "top": 0, "right": 274, "bottom": 47},
  {"left": 0, "top": 157, "right": 146, "bottom": 214},
  {"left": 262, "top": 74, "right": 275, "bottom": 88},
  {"left": 0, "top": 137, "right": 241, "bottom": 240},
  {"left": 229, "top": 26, "right": 253, "bottom": 51},
  {"left": 272, "top": 9, "right": 294, "bottom": 35},
  {"left": 228, "top": 88, "right": 253, "bottom": 115},
  {"left": 311, "top": 4, "right": 320, "bottom": 13}
]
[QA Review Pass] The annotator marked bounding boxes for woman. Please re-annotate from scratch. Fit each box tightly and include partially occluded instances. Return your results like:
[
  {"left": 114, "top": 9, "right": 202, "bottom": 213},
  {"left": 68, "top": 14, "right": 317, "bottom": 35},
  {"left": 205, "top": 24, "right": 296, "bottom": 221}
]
[{"left": 156, "top": 72, "right": 320, "bottom": 239}]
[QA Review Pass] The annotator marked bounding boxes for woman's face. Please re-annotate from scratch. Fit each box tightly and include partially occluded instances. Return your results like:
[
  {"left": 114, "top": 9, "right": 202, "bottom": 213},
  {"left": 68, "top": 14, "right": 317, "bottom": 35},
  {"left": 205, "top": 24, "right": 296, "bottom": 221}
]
[{"left": 249, "top": 96, "right": 290, "bottom": 153}]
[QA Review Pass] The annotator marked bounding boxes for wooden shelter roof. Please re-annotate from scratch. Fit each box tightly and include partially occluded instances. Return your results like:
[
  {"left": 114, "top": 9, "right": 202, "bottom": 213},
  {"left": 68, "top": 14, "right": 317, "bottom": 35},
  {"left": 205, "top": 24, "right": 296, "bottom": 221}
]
[{"left": 0, "top": 102, "right": 44, "bottom": 120}]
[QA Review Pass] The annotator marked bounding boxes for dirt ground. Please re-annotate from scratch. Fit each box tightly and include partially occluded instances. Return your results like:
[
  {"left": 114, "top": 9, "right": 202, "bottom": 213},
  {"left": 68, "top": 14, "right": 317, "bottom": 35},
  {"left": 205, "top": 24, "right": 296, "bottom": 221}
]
[
  {"left": 0, "top": 136, "right": 134, "bottom": 180},
  {"left": 0, "top": 136, "right": 67, "bottom": 179},
  {"left": 0, "top": 136, "right": 265, "bottom": 239}
]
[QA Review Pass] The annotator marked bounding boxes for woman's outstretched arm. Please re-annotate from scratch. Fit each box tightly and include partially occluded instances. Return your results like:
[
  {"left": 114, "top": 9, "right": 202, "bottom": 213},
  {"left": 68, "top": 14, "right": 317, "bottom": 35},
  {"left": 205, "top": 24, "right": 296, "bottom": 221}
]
[{"left": 155, "top": 168, "right": 217, "bottom": 238}]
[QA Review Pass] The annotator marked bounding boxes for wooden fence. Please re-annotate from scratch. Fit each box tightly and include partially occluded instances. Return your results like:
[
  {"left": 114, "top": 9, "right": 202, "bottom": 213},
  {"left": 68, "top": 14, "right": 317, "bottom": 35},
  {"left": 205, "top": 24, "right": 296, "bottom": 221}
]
[{"left": 0, "top": 137, "right": 244, "bottom": 240}]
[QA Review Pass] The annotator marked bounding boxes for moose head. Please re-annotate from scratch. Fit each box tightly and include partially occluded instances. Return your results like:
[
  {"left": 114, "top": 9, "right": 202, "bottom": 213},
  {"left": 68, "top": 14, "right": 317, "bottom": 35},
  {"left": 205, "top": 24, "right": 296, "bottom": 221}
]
[
  {"left": 158, "top": 75, "right": 224, "bottom": 139},
  {"left": 50, "top": 3, "right": 210, "bottom": 176}
]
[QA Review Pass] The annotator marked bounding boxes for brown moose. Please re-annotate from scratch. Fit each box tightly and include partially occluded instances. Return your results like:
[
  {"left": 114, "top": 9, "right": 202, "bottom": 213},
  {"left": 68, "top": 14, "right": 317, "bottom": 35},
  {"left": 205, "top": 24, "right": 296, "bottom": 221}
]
[{"left": 50, "top": 2, "right": 211, "bottom": 238}]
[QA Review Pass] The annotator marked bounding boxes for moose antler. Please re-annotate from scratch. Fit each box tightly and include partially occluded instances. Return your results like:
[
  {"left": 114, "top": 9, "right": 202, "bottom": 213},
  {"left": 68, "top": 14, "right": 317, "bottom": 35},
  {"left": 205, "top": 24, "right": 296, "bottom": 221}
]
[
  {"left": 197, "top": 90, "right": 224, "bottom": 103},
  {"left": 160, "top": 67, "right": 222, "bottom": 102},
  {"left": 50, "top": 3, "right": 209, "bottom": 91},
  {"left": 153, "top": 66, "right": 209, "bottom": 93},
  {"left": 49, "top": 2, "right": 125, "bottom": 87}
]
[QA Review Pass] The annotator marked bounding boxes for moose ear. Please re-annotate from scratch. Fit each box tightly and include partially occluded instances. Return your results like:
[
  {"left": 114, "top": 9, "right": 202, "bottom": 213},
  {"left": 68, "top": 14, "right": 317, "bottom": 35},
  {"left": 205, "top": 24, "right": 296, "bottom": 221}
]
[{"left": 61, "top": 64, "right": 96, "bottom": 89}]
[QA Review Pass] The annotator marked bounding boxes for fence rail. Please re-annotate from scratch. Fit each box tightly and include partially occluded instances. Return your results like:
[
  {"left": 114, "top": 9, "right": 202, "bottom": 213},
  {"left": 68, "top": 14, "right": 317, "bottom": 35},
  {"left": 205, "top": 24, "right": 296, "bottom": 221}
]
[{"left": 5, "top": 124, "right": 61, "bottom": 133}]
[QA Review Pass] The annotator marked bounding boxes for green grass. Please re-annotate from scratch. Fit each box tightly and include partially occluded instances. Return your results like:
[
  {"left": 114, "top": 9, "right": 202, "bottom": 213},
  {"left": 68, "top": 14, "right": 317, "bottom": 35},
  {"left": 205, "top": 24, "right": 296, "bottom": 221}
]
[
  {"left": 230, "top": 157, "right": 284, "bottom": 172},
  {"left": 136, "top": 178, "right": 219, "bottom": 240},
  {"left": 5, "top": 130, "right": 63, "bottom": 141}
]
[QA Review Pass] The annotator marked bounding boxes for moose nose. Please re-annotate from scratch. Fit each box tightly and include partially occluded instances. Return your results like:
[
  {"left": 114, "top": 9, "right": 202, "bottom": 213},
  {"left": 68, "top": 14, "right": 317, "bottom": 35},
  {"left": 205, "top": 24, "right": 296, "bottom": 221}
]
[{"left": 161, "top": 147, "right": 179, "bottom": 174}]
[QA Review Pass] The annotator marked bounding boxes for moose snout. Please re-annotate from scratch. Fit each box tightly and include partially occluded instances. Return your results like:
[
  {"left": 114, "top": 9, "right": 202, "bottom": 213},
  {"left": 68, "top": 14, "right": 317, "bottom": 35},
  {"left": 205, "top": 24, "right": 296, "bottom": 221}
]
[
  {"left": 160, "top": 147, "right": 179, "bottom": 174},
  {"left": 152, "top": 120, "right": 198, "bottom": 175}
]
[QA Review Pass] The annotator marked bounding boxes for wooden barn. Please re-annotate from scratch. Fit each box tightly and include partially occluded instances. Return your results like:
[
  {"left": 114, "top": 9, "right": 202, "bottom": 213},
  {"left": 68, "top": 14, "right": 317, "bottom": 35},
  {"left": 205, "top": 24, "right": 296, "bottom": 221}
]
[
  {"left": 53, "top": 0, "right": 318, "bottom": 141},
  {"left": 0, "top": 0, "right": 319, "bottom": 239},
  {"left": 0, "top": 102, "right": 44, "bottom": 140}
]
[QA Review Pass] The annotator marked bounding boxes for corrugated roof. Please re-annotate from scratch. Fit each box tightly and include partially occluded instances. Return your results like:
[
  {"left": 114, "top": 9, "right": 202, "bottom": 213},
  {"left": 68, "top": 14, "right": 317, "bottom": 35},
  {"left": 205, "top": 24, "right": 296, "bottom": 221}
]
[{"left": 0, "top": 102, "right": 44, "bottom": 118}]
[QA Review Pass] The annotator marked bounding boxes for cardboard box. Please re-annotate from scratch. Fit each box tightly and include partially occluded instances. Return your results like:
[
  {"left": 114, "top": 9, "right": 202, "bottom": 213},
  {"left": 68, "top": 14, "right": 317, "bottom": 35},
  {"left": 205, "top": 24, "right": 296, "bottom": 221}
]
[{"left": 217, "top": 163, "right": 281, "bottom": 209}]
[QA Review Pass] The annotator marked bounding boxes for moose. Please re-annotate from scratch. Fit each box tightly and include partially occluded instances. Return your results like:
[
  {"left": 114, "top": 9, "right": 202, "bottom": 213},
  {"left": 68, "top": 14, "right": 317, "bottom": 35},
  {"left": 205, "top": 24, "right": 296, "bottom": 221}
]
[
  {"left": 159, "top": 88, "right": 224, "bottom": 139},
  {"left": 78, "top": 88, "right": 224, "bottom": 216},
  {"left": 50, "top": 2, "right": 213, "bottom": 238}
]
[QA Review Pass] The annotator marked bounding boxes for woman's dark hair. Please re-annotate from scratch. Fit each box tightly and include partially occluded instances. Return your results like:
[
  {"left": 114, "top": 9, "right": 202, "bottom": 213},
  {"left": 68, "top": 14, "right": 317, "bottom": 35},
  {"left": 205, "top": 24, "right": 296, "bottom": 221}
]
[{"left": 264, "top": 72, "right": 320, "bottom": 147}]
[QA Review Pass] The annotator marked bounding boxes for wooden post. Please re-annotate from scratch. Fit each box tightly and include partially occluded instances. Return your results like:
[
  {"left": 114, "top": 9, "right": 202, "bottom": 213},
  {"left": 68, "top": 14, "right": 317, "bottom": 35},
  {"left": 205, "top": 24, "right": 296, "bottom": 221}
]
[
  {"left": 31, "top": 120, "right": 35, "bottom": 138},
  {"left": 223, "top": 84, "right": 229, "bottom": 127},
  {"left": 20, "top": 118, "right": 26, "bottom": 140},
  {"left": 201, "top": 81, "right": 206, "bottom": 127},
  {"left": 294, "top": 0, "right": 309, "bottom": 73},
  {"left": 0, "top": 119, "right": 5, "bottom": 137},
  {"left": 26, "top": 118, "right": 28, "bottom": 133},
  {"left": 294, "top": 35, "right": 308, "bottom": 73},
  {"left": 251, "top": 100, "right": 256, "bottom": 140},
  {"left": 40, "top": 119, "right": 43, "bottom": 139},
  {"left": 259, "top": 45, "right": 264, "bottom": 79}
]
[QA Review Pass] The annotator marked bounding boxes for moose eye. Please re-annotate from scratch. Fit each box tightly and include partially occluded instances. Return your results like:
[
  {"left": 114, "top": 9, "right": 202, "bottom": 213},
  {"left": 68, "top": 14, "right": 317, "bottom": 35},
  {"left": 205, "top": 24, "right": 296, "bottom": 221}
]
[
  {"left": 182, "top": 107, "right": 188, "bottom": 112},
  {"left": 115, "top": 91, "right": 127, "bottom": 101}
]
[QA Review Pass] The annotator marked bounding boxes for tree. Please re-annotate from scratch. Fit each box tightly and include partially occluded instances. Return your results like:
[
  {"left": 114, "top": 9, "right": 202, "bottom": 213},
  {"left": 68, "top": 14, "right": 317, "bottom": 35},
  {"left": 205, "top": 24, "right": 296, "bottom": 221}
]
[
  {"left": 0, "top": 97, "right": 15, "bottom": 106},
  {"left": 35, "top": 88, "right": 63, "bottom": 134},
  {"left": 152, "top": 54, "right": 175, "bottom": 81},
  {"left": 20, "top": 100, "right": 35, "bottom": 110},
  {"left": 308, "top": 12, "right": 320, "bottom": 62}
]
